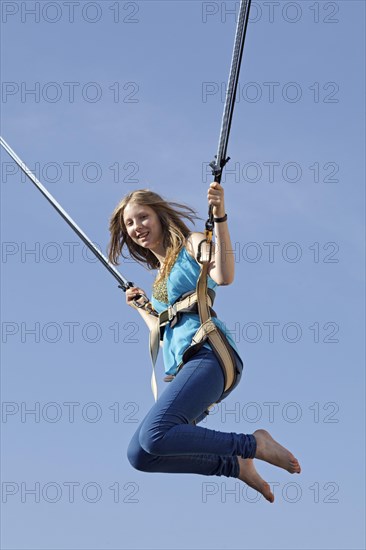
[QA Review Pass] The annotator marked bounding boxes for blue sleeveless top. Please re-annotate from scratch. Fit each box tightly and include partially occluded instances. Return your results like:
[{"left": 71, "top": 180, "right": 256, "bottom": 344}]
[{"left": 151, "top": 246, "right": 241, "bottom": 376}]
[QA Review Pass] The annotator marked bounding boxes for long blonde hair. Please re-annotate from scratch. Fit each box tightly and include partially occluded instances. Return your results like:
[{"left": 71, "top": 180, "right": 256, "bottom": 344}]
[{"left": 107, "top": 189, "right": 200, "bottom": 284}]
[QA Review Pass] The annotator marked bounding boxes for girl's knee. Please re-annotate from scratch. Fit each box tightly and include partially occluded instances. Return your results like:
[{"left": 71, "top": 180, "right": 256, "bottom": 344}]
[
  {"left": 127, "top": 439, "right": 151, "bottom": 472},
  {"left": 138, "top": 425, "right": 163, "bottom": 456}
]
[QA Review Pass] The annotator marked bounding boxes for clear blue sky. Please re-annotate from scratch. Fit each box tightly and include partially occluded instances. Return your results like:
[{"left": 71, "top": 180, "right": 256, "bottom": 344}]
[{"left": 1, "top": 1, "right": 365, "bottom": 549}]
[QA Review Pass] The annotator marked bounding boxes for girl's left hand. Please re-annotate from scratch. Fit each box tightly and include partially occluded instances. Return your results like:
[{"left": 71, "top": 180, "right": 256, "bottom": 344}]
[{"left": 207, "top": 181, "right": 226, "bottom": 218}]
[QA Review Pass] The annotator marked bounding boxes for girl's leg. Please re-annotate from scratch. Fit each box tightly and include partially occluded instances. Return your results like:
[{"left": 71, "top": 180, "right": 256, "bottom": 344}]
[
  {"left": 127, "top": 348, "right": 255, "bottom": 478},
  {"left": 127, "top": 417, "right": 242, "bottom": 478},
  {"left": 138, "top": 348, "right": 256, "bottom": 459}
]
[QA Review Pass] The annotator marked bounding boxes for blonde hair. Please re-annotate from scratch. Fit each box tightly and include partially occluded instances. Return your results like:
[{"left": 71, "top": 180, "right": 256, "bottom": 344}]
[{"left": 107, "top": 189, "right": 200, "bottom": 284}]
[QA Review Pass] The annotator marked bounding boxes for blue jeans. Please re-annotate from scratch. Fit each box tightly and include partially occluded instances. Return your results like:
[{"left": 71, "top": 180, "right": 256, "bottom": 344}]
[{"left": 127, "top": 347, "right": 257, "bottom": 478}]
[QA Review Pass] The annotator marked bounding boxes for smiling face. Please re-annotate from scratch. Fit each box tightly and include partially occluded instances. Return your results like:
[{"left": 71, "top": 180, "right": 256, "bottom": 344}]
[{"left": 123, "top": 201, "right": 164, "bottom": 253}]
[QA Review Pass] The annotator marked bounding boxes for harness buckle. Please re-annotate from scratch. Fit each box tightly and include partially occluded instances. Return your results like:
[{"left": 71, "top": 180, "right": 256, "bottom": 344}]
[{"left": 167, "top": 304, "right": 177, "bottom": 322}]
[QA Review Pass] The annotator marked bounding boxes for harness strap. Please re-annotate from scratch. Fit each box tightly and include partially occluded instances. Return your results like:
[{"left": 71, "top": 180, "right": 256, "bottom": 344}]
[
  {"left": 158, "top": 289, "right": 216, "bottom": 329},
  {"left": 194, "top": 260, "right": 236, "bottom": 395}
]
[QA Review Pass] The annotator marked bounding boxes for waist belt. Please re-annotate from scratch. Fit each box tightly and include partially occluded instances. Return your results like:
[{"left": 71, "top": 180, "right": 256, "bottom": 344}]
[{"left": 148, "top": 260, "right": 238, "bottom": 412}]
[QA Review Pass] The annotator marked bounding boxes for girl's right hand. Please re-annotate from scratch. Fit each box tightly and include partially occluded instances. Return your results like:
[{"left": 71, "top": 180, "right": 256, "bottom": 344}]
[{"left": 126, "top": 287, "right": 147, "bottom": 309}]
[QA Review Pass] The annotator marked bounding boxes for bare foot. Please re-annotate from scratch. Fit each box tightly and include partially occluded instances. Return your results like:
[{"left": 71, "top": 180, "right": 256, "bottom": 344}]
[
  {"left": 253, "top": 429, "right": 301, "bottom": 474},
  {"left": 238, "top": 457, "right": 274, "bottom": 503}
]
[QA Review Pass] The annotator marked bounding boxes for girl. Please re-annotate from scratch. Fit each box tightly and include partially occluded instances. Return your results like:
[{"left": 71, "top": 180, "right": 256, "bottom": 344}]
[{"left": 108, "top": 182, "right": 301, "bottom": 503}]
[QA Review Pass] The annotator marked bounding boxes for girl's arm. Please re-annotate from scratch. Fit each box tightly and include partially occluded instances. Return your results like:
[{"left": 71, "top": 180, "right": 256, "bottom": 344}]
[
  {"left": 186, "top": 182, "right": 235, "bottom": 285},
  {"left": 135, "top": 305, "right": 160, "bottom": 332}
]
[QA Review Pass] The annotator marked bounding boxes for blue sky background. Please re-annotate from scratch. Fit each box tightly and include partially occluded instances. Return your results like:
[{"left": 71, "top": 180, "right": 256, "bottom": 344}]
[{"left": 1, "top": 1, "right": 365, "bottom": 549}]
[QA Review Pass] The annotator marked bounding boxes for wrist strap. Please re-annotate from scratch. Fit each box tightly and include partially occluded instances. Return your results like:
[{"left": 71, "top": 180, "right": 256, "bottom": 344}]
[{"left": 213, "top": 213, "right": 228, "bottom": 223}]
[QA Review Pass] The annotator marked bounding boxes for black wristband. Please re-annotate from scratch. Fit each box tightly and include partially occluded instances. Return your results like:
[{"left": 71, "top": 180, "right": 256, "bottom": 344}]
[{"left": 213, "top": 213, "right": 228, "bottom": 223}]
